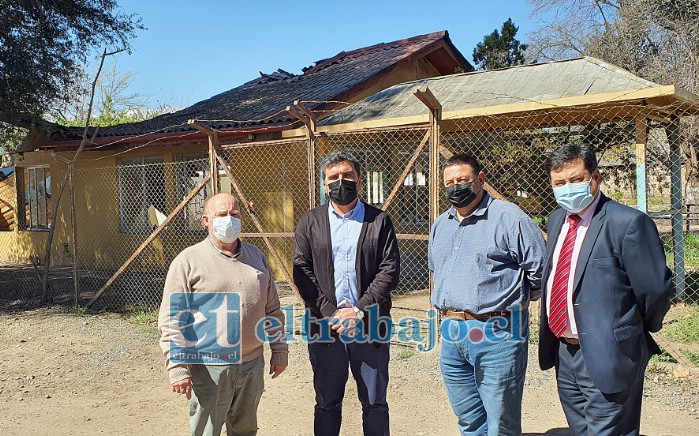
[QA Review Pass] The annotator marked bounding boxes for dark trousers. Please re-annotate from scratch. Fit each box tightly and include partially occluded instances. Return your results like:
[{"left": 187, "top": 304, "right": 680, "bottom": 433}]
[
  {"left": 556, "top": 342, "right": 645, "bottom": 436},
  {"left": 308, "top": 339, "right": 390, "bottom": 436}
]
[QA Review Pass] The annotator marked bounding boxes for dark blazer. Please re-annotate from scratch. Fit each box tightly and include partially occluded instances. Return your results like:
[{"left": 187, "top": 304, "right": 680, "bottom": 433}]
[
  {"left": 293, "top": 201, "right": 400, "bottom": 323},
  {"left": 538, "top": 193, "right": 674, "bottom": 394}
]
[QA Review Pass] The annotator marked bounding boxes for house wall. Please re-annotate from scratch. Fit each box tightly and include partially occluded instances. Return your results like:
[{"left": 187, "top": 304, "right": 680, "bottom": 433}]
[{"left": 0, "top": 141, "right": 309, "bottom": 282}]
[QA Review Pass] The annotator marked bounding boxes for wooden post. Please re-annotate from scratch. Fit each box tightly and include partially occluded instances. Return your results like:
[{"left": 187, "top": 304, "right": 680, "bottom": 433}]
[
  {"left": 188, "top": 120, "right": 219, "bottom": 195},
  {"left": 413, "top": 86, "right": 442, "bottom": 224},
  {"left": 51, "top": 152, "right": 80, "bottom": 306},
  {"left": 287, "top": 101, "right": 317, "bottom": 210},
  {"left": 69, "top": 165, "right": 80, "bottom": 308},
  {"left": 85, "top": 175, "right": 211, "bottom": 308},
  {"left": 413, "top": 86, "right": 442, "bottom": 304},
  {"left": 635, "top": 115, "right": 648, "bottom": 213}
]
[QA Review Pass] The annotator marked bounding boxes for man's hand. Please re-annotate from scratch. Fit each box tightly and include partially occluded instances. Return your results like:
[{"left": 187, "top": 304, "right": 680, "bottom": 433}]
[
  {"left": 269, "top": 364, "right": 287, "bottom": 379},
  {"left": 330, "top": 307, "right": 359, "bottom": 335},
  {"left": 171, "top": 377, "right": 192, "bottom": 399}
]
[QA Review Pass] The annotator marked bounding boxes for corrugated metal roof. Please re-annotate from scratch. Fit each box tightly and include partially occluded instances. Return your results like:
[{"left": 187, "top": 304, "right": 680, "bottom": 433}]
[{"left": 319, "top": 57, "right": 660, "bottom": 126}]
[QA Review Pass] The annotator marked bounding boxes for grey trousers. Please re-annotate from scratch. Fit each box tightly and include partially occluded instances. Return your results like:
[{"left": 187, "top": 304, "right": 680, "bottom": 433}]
[{"left": 189, "top": 356, "right": 265, "bottom": 436}]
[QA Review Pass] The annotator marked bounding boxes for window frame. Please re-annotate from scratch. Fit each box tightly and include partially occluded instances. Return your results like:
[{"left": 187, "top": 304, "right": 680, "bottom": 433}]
[
  {"left": 117, "top": 155, "right": 166, "bottom": 234},
  {"left": 24, "top": 165, "right": 51, "bottom": 232}
]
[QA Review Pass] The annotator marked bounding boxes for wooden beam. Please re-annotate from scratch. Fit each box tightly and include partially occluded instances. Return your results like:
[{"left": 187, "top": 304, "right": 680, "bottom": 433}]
[
  {"left": 382, "top": 130, "right": 430, "bottom": 211},
  {"left": 414, "top": 85, "right": 442, "bottom": 112},
  {"left": 287, "top": 102, "right": 318, "bottom": 210},
  {"left": 188, "top": 120, "right": 219, "bottom": 195},
  {"left": 85, "top": 175, "right": 211, "bottom": 308}
]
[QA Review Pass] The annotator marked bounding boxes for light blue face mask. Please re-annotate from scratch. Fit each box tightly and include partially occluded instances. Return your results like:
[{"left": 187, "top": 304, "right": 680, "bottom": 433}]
[
  {"left": 553, "top": 180, "right": 594, "bottom": 213},
  {"left": 212, "top": 215, "right": 241, "bottom": 244}
]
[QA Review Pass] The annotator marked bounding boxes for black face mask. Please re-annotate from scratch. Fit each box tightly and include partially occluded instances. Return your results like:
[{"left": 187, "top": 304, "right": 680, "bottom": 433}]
[
  {"left": 445, "top": 182, "right": 479, "bottom": 208},
  {"left": 327, "top": 179, "right": 358, "bottom": 206}
]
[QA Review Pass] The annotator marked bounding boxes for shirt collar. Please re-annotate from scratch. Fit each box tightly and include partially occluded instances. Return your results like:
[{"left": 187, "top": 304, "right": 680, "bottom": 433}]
[
  {"left": 329, "top": 199, "right": 364, "bottom": 220},
  {"left": 568, "top": 191, "right": 601, "bottom": 224},
  {"left": 448, "top": 191, "right": 492, "bottom": 220},
  {"left": 207, "top": 236, "right": 241, "bottom": 258}
]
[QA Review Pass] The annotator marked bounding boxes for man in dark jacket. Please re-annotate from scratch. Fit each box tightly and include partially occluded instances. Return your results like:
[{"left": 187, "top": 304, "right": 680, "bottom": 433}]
[
  {"left": 293, "top": 150, "right": 400, "bottom": 436},
  {"left": 539, "top": 143, "right": 674, "bottom": 435}
]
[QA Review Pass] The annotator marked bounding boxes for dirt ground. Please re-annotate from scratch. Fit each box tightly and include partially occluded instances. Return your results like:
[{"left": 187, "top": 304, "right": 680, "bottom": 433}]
[{"left": 1, "top": 295, "right": 698, "bottom": 436}]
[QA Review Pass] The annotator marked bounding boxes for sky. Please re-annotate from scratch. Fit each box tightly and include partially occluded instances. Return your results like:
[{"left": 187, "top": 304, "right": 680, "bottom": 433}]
[{"left": 108, "top": 0, "right": 543, "bottom": 109}]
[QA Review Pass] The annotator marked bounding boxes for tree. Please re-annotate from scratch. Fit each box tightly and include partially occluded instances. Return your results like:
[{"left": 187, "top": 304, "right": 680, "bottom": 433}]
[
  {"left": 0, "top": 0, "right": 143, "bottom": 136},
  {"left": 472, "top": 18, "right": 528, "bottom": 70},
  {"left": 527, "top": 0, "right": 699, "bottom": 197},
  {"left": 51, "top": 61, "right": 177, "bottom": 128}
]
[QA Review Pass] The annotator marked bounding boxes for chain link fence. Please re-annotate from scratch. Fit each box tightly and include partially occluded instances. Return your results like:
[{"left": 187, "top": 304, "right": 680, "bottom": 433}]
[{"left": 2, "top": 97, "right": 699, "bottom": 320}]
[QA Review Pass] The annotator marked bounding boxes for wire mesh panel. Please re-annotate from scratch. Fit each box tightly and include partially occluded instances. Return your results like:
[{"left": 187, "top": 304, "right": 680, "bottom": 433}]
[
  {"left": 217, "top": 139, "right": 310, "bottom": 284},
  {"left": 73, "top": 157, "right": 213, "bottom": 309},
  {"left": 444, "top": 102, "right": 698, "bottom": 304}
]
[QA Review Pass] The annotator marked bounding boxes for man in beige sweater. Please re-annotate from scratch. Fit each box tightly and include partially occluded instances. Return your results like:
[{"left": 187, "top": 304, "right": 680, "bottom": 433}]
[{"left": 158, "top": 193, "right": 287, "bottom": 436}]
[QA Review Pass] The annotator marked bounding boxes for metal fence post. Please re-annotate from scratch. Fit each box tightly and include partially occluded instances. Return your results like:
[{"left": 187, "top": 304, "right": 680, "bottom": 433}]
[{"left": 668, "top": 119, "right": 686, "bottom": 300}]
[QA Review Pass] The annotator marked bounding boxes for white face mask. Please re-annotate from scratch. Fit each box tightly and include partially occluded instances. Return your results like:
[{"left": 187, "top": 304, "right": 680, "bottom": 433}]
[{"left": 212, "top": 215, "right": 241, "bottom": 244}]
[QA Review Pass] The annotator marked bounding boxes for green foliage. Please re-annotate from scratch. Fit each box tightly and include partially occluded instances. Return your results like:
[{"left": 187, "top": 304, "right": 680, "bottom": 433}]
[
  {"left": 0, "top": 1, "right": 143, "bottom": 129},
  {"left": 472, "top": 18, "right": 527, "bottom": 70},
  {"left": 395, "top": 348, "right": 415, "bottom": 360},
  {"left": 0, "top": 122, "right": 26, "bottom": 153},
  {"left": 128, "top": 308, "right": 158, "bottom": 326},
  {"left": 52, "top": 63, "right": 174, "bottom": 128},
  {"left": 664, "top": 306, "right": 699, "bottom": 344}
]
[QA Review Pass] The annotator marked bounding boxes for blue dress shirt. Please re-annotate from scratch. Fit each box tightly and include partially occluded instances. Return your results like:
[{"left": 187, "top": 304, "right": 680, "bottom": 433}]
[
  {"left": 428, "top": 192, "right": 545, "bottom": 313},
  {"left": 329, "top": 200, "right": 365, "bottom": 308}
]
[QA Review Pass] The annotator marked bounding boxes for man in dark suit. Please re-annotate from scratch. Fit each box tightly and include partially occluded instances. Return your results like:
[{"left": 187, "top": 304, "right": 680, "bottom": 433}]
[
  {"left": 539, "top": 143, "right": 674, "bottom": 435},
  {"left": 293, "top": 150, "right": 400, "bottom": 436}
]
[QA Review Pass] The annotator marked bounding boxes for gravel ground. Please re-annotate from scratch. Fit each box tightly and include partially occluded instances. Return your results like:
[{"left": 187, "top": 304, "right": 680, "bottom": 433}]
[{"left": 0, "top": 304, "right": 698, "bottom": 436}]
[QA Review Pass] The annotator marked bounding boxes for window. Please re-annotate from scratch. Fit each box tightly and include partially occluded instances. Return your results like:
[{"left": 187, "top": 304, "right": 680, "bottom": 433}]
[
  {"left": 399, "top": 152, "right": 429, "bottom": 226},
  {"left": 175, "top": 153, "right": 210, "bottom": 232},
  {"left": 118, "top": 156, "right": 165, "bottom": 233},
  {"left": 23, "top": 166, "right": 51, "bottom": 230}
]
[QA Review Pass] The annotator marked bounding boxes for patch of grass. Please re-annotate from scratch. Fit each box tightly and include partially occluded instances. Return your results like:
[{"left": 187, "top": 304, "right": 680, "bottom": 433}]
[
  {"left": 664, "top": 306, "right": 699, "bottom": 344},
  {"left": 128, "top": 308, "right": 158, "bottom": 326},
  {"left": 395, "top": 348, "right": 415, "bottom": 360},
  {"left": 663, "top": 233, "right": 699, "bottom": 269},
  {"left": 683, "top": 350, "right": 699, "bottom": 367}
]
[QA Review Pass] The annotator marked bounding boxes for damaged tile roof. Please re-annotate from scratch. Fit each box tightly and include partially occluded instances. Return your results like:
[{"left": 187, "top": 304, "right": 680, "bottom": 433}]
[{"left": 48, "top": 30, "right": 468, "bottom": 143}]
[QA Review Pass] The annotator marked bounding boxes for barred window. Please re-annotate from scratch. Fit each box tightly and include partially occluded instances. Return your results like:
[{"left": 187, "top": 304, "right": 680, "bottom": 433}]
[
  {"left": 175, "top": 153, "right": 210, "bottom": 233},
  {"left": 24, "top": 166, "right": 51, "bottom": 230},
  {"left": 118, "top": 156, "right": 165, "bottom": 234}
]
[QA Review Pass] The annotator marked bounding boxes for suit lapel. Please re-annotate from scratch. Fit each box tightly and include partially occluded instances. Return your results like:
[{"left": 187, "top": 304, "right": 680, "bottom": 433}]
[
  {"left": 572, "top": 195, "right": 609, "bottom": 293},
  {"left": 543, "top": 210, "right": 565, "bottom": 287}
]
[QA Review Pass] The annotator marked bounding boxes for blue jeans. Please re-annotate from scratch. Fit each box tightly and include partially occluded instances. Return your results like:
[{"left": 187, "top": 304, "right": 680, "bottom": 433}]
[{"left": 439, "top": 315, "right": 528, "bottom": 436}]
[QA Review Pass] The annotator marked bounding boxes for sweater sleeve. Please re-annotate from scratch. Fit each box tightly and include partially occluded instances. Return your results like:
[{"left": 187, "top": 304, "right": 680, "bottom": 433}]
[
  {"left": 261, "top": 254, "right": 289, "bottom": 366},
  {"left": 158, "top": 254, "right": 192, "bottom": 384}
]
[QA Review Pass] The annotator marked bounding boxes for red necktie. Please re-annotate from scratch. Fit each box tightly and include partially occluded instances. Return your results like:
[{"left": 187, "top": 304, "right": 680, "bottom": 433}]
[{"left": 549, "top": 214, "right": 581, "bottom": 338}]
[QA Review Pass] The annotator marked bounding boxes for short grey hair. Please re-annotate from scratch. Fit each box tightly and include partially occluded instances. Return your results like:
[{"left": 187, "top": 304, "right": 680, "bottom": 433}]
[{"left": 321, "top": 151, "right": 362, "bottom": 179}]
